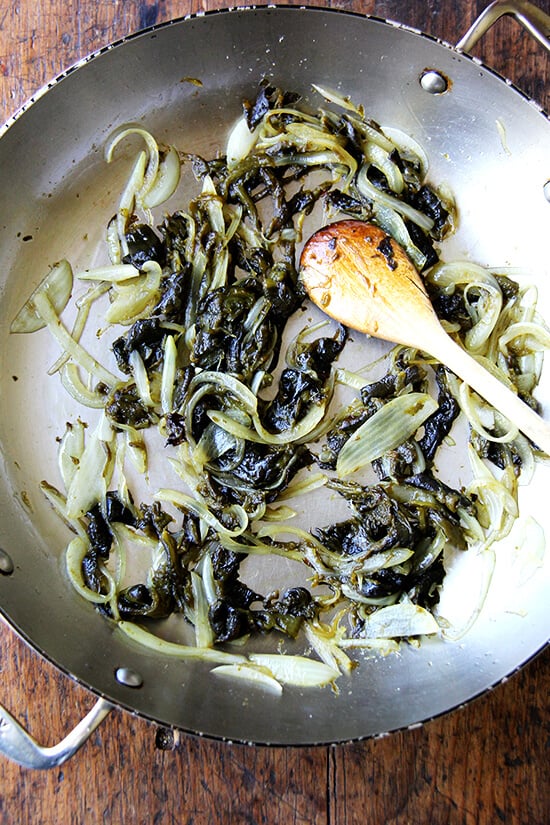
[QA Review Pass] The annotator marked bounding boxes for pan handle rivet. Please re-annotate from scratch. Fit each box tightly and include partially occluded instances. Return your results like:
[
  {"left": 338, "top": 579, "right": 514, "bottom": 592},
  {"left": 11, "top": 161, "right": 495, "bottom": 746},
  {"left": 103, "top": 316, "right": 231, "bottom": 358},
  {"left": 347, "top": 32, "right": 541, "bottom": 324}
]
[
  {"left": 115, "top": 667, "right": 144, "bottom": 688},
  {"left": 420, "top": 70, "right": 449, "bottom": 94},
  {"left": 544, "top": 181, "right": 550, "bottom": 203},
  {"left": 0, "top": 549, "right": 14, "bottom": 575}
]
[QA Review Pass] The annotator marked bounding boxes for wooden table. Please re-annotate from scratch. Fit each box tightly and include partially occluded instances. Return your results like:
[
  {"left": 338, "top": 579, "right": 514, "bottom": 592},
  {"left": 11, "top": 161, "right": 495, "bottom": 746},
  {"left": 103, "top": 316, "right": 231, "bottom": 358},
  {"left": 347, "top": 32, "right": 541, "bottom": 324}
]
[{"left": 0, "top": 2, "right": 548, "bottom": 823}]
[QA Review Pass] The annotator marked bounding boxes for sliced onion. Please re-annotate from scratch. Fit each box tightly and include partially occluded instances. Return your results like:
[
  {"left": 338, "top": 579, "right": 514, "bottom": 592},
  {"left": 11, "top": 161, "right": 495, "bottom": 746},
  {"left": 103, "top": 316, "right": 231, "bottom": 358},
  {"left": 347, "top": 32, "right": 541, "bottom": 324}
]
[
  {"left": 60, "top": 364, "right": 109, "bottom": 409},
  {"left": 39, "top": 481, "right": 87, "bottom": 539},
  {"left": 105, "top": 261, "right": 162, "bottom": 325},
  {"left": 160, "top": 335, "right": 177, "bottom": 415},
  {"left": 336, "top": 392, "right": 438, "bottom": 477},
  {"left": 117, "top": 621, "right": 246, "bottom": 664},
  {"left": 122, "top": 426, "right": 147, "bottom": 474},
  {"left": 275, "top": 471, "right": 328, "bottom": 501},
  {"left": 458, "top": 380, "right": 519, "bottom": 444},
  {"left": 359, "top": 602, "right": 440, "bottom": 638},
  {"left": 262, "top": 505, "right": 297, "bottom": 522},
  {"left": 382, "top": 126, "right": 430, "bottom": 177},
  {"left": 338, "top": 637, "right": 400, "bottom": 655},
  {"left": 49, "top": 281, "right": 111, "bottom": 376},
  {"left": 113, "top": 150, "right": 147, "bottom": 255},
  {"left": 65, "top": 428, "right": 111, "bottom": 519},
  {"left": 143, "top": 145, "right": 181, "bottom": 208},
  {"left": 226, "top": 116, "right": 261, "bottom": 167},
  {"left": 372, "top": 204, "right": 428, "bottom": 270},
  {"left": 248, "top": 654, "right": 339, "bottom": 687},
  {"left": 499, "top": 320, "right": 550, "bottom": 355},
  {"left": 359, "top": 547, "right": 414, "bottom": 574},
  {"left": 106, "top": 216, "right": 123, "bottom": 264},
  {"left": 191, "top": 369, "right": 333, "bottom": 446},
  {"left": 312, "top": 83, "right": 363, "bottom": 115},
  {"left": 212, "top": 663, "right": 283, "bottom": 694},
  {"left": 364, "top": 142, "right": 404, "bottom": 193},
  {"left": 356, "top": 164, "right": 435, "bottom": 231},
  {"left": 129, "top": 349, "right": 154, "bottom": 408},
  {"left": 58, "top": 419, "right": 85, "bottom": 489},
  {"left": 191, "top": 571, "right": 215, "bottom": 649},
  {"left": 155, "top": 488, "right": 249, "bottom": 538},
  {"left": 66, "top": 536, "right": 115, "bottom": 604},
  {"left": 105, "top": 124, "right": 161, "bottom": 211},
  {"left": 77, "top": 264, "right": 140, "bottom": 283},
  {"left": 303, "top": 622, "right": 354, "bottom": 674},
  {"left": 30, "top": 290, "right": 118, "bottom": 387},
  {"left": 441, "top": 549, "right": 496, "bottom": 641},
  {"left": 218, "top": 532, "right": 303, "bottom": 562},
  {"left": 193, "top": 423, "right": 241, "bottom": 470},
  {"left": 10, "top": 259, "right": 73, "bottom": 334},
  {"left": 195, "top": 552, "right": 217, "bottom": 606}
]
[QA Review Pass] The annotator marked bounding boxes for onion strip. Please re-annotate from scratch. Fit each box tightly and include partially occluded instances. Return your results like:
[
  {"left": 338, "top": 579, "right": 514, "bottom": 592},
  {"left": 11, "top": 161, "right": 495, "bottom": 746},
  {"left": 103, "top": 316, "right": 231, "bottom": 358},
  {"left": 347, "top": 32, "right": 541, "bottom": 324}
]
[{"left": 336, "top": 392, "right": 438, "bottom": 477}]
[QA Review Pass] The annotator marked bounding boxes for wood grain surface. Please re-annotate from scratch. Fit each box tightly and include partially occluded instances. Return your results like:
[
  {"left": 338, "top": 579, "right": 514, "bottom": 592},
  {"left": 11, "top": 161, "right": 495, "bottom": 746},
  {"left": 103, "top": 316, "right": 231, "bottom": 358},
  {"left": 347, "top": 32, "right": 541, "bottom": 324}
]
[{"left": 0, "top": 2, "right": 549, "bottom": 824}]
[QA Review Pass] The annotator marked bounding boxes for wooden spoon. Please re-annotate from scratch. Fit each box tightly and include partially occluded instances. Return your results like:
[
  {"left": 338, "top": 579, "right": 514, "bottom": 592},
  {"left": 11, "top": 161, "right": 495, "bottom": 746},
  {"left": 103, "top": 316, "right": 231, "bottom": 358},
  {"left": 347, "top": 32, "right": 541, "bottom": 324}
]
[{"left": 299, "top": 219, "right": 550, "bottom": 455}]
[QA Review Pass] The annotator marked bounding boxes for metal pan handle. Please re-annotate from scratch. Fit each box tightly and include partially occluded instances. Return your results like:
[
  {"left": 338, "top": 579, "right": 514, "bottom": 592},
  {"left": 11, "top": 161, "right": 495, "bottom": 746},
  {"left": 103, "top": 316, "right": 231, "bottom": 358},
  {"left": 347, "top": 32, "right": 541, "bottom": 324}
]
[
  {"left": 0, "top": 697, "right": 113, "bottom": 769},
  {"left": 457, "top": 0, "right": 550, "bottom": 53}
]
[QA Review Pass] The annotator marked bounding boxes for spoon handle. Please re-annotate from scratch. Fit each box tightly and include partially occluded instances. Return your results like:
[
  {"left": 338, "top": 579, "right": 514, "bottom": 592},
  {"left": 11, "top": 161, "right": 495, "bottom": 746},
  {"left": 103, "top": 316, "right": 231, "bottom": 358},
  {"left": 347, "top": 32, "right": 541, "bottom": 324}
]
[{"left": 425, "top": 326, "right": 550, "bottom": 456}]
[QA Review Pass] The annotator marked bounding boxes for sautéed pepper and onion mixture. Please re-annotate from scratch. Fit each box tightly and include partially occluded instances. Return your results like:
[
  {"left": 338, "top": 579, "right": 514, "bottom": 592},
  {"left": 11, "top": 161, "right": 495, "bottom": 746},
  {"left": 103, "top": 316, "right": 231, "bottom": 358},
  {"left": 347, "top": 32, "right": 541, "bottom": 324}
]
[{"left": 11, "top": 83, "right": 549, "bottom": 692}]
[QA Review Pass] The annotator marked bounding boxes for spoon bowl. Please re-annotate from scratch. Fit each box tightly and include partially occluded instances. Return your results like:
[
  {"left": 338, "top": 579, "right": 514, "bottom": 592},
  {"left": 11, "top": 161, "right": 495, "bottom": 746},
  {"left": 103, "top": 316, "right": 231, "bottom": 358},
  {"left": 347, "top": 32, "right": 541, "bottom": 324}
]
[{"left": 299, "top": 219, "right": 550, "bottom": 455}]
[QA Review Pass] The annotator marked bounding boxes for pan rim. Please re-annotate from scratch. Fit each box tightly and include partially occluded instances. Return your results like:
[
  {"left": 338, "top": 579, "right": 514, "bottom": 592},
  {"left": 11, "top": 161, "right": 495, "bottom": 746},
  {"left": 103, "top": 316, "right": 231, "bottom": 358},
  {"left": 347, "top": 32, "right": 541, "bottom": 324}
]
[
  {"left": 1, "top": 3, "right": 548, "bottom": 141},
  {"left": 1, "top": 607, "right": 547, "bottom": 747}
]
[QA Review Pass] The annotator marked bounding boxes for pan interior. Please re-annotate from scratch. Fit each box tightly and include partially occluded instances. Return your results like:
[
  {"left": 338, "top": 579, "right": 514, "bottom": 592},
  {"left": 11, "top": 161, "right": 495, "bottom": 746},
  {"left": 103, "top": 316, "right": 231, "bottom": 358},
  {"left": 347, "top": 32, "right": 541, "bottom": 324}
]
[{"left": 0, "top": 8, "right": 549, "bottom": 744}]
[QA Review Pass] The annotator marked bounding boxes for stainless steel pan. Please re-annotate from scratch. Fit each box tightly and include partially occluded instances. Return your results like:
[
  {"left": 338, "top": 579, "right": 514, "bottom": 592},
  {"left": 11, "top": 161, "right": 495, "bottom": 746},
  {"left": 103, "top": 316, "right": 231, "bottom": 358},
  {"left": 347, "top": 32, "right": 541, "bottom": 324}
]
[{"left": 0, "top": 1, "right": 549, "bottom": 767}]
